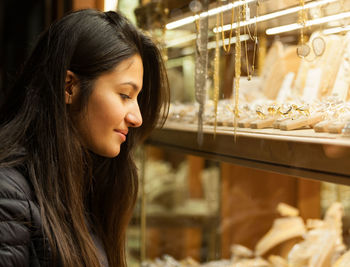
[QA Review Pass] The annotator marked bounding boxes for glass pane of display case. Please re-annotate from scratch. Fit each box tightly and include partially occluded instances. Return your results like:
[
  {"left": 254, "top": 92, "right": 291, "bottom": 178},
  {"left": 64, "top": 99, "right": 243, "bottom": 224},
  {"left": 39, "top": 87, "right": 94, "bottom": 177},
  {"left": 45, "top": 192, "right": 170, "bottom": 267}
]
[
  {"left": 127, "top": 145, "right": 350, "bottom": 266},
  {"left": 127, "top": 146, "right": 221, "bottom": 265}
]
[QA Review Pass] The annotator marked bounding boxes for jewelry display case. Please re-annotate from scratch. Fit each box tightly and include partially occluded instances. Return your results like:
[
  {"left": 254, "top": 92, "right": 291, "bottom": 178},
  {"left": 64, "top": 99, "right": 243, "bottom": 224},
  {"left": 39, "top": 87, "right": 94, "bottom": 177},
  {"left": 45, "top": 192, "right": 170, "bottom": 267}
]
[
  {"left": 146, "top": 0, "right": 350, "bottom": 183},
  {"left": 125, "top": 0, "right": 350, "bottom": 266},
  {"left": 127, "top": 146, "right": 350, "bottom": 266}
]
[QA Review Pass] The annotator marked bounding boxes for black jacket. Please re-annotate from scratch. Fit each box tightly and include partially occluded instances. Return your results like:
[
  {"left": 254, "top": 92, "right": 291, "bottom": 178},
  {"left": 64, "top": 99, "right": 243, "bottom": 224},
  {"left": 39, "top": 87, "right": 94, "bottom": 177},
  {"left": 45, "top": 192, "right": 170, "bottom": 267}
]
[
  {"left": 0, "top": 167, "right": 109, "bottom": 267},
  {"left": 0, "top": 167, "right": 49, "bottom": 267}
]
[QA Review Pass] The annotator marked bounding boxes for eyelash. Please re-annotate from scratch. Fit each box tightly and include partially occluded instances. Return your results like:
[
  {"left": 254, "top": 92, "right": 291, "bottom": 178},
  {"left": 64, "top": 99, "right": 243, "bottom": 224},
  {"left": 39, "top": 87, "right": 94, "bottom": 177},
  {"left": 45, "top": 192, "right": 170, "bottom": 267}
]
[{"left": 120, "top": 94, "right": 131, "bottom": 100}]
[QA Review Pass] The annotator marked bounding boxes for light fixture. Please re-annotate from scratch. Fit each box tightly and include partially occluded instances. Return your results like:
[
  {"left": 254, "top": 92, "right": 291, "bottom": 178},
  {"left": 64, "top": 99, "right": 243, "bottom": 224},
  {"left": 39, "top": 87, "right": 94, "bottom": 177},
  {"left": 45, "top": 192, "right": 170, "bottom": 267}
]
[
  {"left": 165, "top": 0, "right": 257, "bottom": 30},
  {"left": 323, "top": 24, "right": 350, "bottom": 34},
  {"left": 104, "top": 0, "right": 118, "bottom": 11},
  {"left": 214, "top": 0, "right": 338, "bottom": 33},
  {"left": 165, "top": 34, "right": 250, "bottom": 49},
  {"left": 207, "top": 34, "right": 250, "bottom": 49},
  {"left": 266, "top": 11, "right": 350, "bottom": 35},
  {"left": 165, "top": 34, "right": 197, "bottom": 47}
]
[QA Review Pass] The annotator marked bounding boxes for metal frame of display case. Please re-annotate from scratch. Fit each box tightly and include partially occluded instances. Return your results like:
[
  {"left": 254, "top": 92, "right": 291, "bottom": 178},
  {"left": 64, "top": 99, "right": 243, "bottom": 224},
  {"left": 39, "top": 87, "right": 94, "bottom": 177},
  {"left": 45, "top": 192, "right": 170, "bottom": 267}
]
[{"left": 146, "top": 123, "right": 350, "bottom": 185}]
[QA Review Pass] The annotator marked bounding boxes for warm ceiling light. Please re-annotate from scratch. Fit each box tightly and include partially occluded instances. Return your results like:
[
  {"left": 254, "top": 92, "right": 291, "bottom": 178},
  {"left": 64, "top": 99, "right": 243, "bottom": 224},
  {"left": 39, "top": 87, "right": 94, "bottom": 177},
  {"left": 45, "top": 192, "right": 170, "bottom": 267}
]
[
  {"left": 165, "top": 33, "right": 250, "bottom": 48},
  {"left": 214, "top": 0, "right": 338, "bottom": 33},
  {"left": 323, "top": 25, "right": 350, "bottom": 34},
  {"left": 266, "top": 11, "right": 350, "bottom": 35},
  {"left": 165, "top": 34, "right": 197, "bottom": 47},
  {"left": 104, "top": 0, "right": 118, "bottom": 11},
  {"left": 165, "top": 0, "right": 257, "bottom": 30},
  {"left": 207, "top": 34, "right": 250, "bottom": 49}
]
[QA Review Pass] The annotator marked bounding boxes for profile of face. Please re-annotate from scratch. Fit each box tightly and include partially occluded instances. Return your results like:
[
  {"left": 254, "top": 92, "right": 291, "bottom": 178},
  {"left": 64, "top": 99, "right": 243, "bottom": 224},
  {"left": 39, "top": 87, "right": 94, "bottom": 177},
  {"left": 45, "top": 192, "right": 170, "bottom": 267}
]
[{"left": 66, "top": 55, "right": 143, "bottom": 157}]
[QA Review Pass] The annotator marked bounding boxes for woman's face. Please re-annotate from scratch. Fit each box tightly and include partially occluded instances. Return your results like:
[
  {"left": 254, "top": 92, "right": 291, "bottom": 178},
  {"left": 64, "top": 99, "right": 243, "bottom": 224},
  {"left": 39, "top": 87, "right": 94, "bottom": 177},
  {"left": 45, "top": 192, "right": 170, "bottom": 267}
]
[{"left": 75, "top": 54, "right": 143, "bottom": 157}]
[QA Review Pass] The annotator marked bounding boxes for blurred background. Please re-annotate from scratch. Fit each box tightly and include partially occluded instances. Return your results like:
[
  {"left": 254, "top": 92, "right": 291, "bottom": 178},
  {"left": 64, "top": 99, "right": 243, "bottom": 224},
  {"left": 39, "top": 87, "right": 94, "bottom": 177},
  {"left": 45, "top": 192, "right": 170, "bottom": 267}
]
[{"left": 3, "top": 1, "right": 350, "bottom": 266}]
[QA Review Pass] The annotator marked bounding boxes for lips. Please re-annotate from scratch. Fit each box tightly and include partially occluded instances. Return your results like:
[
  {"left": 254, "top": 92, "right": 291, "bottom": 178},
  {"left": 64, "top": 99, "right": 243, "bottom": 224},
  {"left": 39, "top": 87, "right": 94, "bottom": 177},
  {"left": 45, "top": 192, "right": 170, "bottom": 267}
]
[
  {"left": 115, "top": 129, "right": 128, "bottom": 136},
  {"left": 114, "top": 129, "right": 128, "bottom": 142}
]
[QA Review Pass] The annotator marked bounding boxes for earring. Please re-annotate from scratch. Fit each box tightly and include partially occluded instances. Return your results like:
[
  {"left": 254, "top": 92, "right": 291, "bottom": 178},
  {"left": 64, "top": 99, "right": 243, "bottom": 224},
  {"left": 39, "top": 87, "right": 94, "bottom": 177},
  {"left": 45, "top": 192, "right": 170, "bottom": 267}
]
[{"left": 68, "top": 94, "right": 72, "bottom": 104}]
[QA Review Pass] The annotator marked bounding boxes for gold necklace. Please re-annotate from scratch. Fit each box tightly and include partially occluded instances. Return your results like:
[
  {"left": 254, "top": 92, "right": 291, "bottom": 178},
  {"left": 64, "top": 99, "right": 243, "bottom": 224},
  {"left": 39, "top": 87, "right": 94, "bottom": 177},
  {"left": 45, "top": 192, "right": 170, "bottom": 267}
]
[
  {"left": 244, "top": 1, "right": 259, "bottom": 80},
  {"left": 221, "top": 0, "right": 235, "bottom": 53},
  {"left": 195, "top": 12, "right": 200, "bottom": 54},
  {"left": 162, "top": 4, "right": 169, "bottom": 63},
  {"left": 297, "top": 0, "right": 310, "bottom": 58},
  {"left": 243, "top": 2, "right": 250, "bottom": 80},
  {"left": 234, "top": 5, "right": 242, "bottom": 139},
  {"left": 214, "top": 6, "right": 220, "bottom": 138},
  {"left": 296, "top": 0, "right": 326, "bottom": 61}
]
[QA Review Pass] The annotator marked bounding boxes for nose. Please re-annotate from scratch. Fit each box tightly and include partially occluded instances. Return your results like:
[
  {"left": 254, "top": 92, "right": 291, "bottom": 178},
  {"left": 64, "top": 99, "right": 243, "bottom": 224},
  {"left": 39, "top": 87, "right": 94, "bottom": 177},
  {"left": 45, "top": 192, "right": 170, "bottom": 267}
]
[{"left": 126, "top": 103, "right": 143, "bottom": 128}]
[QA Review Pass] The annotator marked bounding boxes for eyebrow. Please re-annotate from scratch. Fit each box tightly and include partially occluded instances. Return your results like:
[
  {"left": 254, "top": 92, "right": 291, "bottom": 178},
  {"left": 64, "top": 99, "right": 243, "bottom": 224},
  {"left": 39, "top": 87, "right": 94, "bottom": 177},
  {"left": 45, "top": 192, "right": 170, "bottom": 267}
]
[{"left": 119, "top": 82, "right": 141, "bottom": 92}]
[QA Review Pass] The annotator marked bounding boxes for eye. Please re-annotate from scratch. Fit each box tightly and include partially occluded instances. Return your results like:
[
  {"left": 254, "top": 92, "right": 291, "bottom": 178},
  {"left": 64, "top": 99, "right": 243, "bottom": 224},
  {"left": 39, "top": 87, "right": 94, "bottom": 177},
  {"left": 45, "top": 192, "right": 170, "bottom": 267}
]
[{"left": 120, "top": 93, "right": 131, "bottom": 100}]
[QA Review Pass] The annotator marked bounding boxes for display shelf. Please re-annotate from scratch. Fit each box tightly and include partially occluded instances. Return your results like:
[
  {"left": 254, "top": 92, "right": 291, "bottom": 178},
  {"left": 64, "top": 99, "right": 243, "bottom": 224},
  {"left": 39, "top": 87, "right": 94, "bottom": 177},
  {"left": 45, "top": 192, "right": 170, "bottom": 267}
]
[
  {"left": 146, "top": 122, "right": 350, "bottom": 185},
  {"left": 132, "top": 213, "right": 217, "bottom": 228}
]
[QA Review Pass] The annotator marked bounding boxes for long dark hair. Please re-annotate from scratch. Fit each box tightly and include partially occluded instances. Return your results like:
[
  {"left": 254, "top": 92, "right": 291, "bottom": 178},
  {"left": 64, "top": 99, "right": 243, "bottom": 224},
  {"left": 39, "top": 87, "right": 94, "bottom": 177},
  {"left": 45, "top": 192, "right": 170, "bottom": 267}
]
[{"left": 0, "top": 9, "right": 169, "bottom": 267}]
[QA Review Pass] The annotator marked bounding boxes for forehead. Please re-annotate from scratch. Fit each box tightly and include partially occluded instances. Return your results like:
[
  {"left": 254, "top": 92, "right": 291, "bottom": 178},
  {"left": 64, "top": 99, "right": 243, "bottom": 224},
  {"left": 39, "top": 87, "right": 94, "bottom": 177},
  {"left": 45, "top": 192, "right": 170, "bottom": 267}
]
[
  {"left": 97, "top": 54, "right": 144, "bottom": 90},
  {"left": 114, "top": 54, "right": 143, "bottom": 73}
]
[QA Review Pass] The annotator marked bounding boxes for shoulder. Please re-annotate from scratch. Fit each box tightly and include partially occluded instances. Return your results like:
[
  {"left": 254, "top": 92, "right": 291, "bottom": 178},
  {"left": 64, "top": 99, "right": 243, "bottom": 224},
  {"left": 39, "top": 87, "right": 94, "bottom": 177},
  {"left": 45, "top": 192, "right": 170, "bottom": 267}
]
[
  {"left": 0, "top": 167, "right": 52, "bottom": 266},
  {"left": 0, "top": 166, "right": 34, "bottom": 201},
  {"left": 0, "top": 167, "right": 36, "bottom": 267},
  {"left": 0, "top": 165, "right": 39, "bottom": 233}
]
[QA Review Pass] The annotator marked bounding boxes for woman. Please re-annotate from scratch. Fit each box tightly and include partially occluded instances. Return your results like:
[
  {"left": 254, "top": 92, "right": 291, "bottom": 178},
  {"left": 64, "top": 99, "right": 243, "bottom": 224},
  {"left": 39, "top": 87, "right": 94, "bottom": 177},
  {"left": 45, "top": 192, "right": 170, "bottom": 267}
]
[{"left": 0, "top": 9, "right": 169, "bottom": 267}]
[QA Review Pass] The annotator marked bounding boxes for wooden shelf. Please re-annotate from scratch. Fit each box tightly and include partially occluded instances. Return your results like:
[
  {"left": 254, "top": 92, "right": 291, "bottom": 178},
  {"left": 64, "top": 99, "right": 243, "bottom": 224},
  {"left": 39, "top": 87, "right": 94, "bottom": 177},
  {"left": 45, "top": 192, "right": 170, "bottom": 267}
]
[
  {"left": 133, "top": 213, "right": 217, "bottom": 228},
  {"left": 146, "top": 122, "right": 350, "bottom": 185}
]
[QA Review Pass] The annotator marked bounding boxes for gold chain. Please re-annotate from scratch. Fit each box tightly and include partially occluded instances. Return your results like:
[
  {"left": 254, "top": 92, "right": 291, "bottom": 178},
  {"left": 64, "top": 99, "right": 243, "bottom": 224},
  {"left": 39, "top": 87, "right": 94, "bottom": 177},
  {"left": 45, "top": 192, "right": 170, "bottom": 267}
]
[
  {"left": 195, "top": 15, "right": 200, "bottom": 34},
  {"left": 251, "top": 9, "right": 258, "bottom": 76},
  {"left": 244, "top": 1, "right": 259, "bottom": 79},
  {"left": 243, "top": 3, "right": 250, "bottom": 80},
  {"left": 214, "top": 9, "right": 220, "bottom": 138},
  {"left": 221, "top": 0, "right": 235, "bottom": 53},
  {"left": 195, "top": 14, "right": 200, "bottom": 40},
  {"left": 299, "top": 0, "right": 307, "bottom": 45},
  {"left": 234, "top": 5, "right": 241, "bottom": 139},
  {"left": 194, "top": 12, "right": 201, "bottom": 56}
]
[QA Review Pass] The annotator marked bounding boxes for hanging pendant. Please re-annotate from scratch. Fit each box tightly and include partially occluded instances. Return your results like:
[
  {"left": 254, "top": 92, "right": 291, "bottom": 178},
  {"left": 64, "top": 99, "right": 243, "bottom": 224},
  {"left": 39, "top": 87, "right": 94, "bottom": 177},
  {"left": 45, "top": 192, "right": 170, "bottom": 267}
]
[
  {"left": 194, "top": 0, "right": 209, "bottom": 146},
  {"left": 312, "top": 36, "right": 326, "bottom": 57},
  {"left": 297, "top": 44, "right": 311, "bottom": 58},
  {"left": 233, "top": 6, "right": 242, "bottom": 141},
  {"left": 213, "top": 11, "right": 220, "bottom": 138}
]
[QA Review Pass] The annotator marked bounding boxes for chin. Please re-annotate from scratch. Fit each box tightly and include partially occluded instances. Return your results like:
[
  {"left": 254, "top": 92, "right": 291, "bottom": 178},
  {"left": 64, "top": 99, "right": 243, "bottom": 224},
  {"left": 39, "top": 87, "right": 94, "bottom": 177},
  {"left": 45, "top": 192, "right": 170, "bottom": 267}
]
[
  {"left": 106, "top": 149, "right": 121, "bottom": 158},
  {"left": 92, "top": 147, "right": 121, "bottom": 158}
]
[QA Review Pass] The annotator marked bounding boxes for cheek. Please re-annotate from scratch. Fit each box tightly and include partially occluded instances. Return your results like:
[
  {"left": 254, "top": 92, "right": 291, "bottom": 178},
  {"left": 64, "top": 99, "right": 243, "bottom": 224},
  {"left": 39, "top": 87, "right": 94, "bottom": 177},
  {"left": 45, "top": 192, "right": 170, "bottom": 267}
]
[
  {"left": 88, "top": 93, "right": 124, "bottom": 127},
  {"left": 77, "top": 93, "right": 124, "bottom": 148}
]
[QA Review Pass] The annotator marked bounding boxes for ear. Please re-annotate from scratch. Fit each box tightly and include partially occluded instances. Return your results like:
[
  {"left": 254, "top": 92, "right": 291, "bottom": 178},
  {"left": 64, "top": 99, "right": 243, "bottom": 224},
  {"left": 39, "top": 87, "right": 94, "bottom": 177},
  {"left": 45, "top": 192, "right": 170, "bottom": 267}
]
[{"left": 65, "top": 70, "right": 79, "bottom": 104}]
